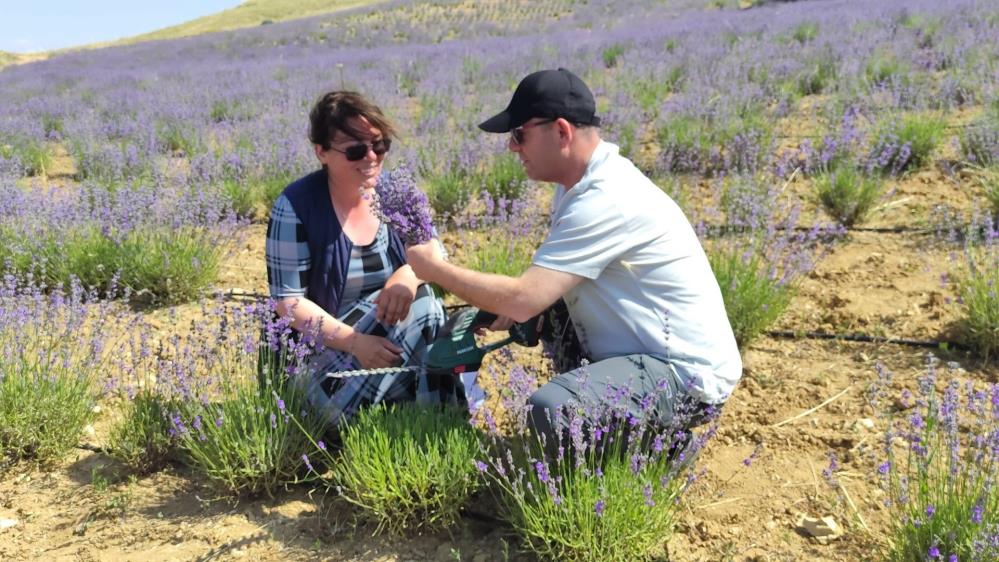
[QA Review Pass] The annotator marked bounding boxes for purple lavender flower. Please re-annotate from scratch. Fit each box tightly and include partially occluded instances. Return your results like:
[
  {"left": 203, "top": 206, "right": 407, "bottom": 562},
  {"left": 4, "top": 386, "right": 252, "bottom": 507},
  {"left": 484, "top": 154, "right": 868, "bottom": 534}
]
[
  {"left": 594, "top": 499, "right": 605, "bottom": 517},
  {"left": 373, "top": 164, "right": 434, "bottom": 245}
]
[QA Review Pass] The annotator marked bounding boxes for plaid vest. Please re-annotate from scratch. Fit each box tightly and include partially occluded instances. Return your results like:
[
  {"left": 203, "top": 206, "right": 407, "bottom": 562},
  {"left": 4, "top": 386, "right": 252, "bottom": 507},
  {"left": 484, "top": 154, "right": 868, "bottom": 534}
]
[{"left": 282, "top": 169, "right": 407, "bottom": 316}]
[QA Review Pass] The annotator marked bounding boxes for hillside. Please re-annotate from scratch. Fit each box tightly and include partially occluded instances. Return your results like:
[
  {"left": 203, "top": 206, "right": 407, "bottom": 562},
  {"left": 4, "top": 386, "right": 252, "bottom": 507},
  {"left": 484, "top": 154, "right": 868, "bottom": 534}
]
[{"left": 99, "top": 0, "right": 382, "bottom": 46}]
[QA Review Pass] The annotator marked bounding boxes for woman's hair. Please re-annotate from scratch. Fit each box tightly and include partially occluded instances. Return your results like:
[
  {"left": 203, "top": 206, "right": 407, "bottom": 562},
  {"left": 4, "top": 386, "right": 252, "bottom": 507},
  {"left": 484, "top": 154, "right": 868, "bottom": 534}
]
[{"left": 308, "top": 91, "right": 397, "bottom": 149}]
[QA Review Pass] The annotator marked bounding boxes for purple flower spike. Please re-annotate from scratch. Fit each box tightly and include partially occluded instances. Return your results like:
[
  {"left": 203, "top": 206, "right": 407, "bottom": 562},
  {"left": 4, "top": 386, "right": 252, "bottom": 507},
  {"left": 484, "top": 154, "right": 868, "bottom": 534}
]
[
  {"left": 928, "top": 545, "right": 940, "bottom": 558},
  {"left": 594, "top": 499, "right": 605, "bottom": 517},
  {"left": 373, "top": 164, "right": 434, "bottom": 245}
]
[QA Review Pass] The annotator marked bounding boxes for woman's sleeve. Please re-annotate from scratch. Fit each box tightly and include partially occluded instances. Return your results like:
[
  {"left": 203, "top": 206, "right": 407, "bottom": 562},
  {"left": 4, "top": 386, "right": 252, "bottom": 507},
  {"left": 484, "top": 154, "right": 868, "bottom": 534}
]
[{"left": 265, "top": 195, "right": 310, "bottom": 299}]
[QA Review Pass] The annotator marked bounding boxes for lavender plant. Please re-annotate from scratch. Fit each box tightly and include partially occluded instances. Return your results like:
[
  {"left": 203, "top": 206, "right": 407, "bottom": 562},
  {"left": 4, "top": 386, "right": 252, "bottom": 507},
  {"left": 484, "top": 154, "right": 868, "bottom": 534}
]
[
  {"left": 320, "top": 403, "right": 484, "bottom": 534},
  {"left": 950, "top": 228, "right": 999, "bottom": 360},
  {"left": 167, "top": 300, "right": 326, "bottom": 496},
  {"left": 0, "top": 183, "right": 235, "bottom": 303},
  {"left": 867, "top": 113, "right": 946, "bottom": 175},
  {"left": 104, "top": 389, "right": 178, "bottom": 474},
  {"left": 961, "top": 119, "right": 999, "bottom": 168},
  {"left": 479, "top": 384, "right": 710, "bottom": 562},
  {"left": 870, "top": 360, "right": 999, "bottom": 561},
  {"left": 0, "top": 276, "right": 122, "bottom": 467},
  {"left": 812, "top": 164, "right": 886, "bottom": 227}
]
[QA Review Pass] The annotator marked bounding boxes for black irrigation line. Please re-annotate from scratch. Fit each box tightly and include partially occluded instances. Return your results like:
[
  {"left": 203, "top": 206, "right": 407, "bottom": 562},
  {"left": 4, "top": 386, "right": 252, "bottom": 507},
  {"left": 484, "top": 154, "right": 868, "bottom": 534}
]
[{"left": 766, "top": 330, "right": 969, "bottom": 351}]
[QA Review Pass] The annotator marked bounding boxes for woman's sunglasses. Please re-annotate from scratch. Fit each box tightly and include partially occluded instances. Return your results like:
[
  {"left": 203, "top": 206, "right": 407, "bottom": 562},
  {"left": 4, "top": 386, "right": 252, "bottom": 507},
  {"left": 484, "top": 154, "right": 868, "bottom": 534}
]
[
  {"left": 329, "top": 138, "right": 392, "bottom": 161},
  {"left": 510, "top": 118, "right": 555, "bottom": 145}
]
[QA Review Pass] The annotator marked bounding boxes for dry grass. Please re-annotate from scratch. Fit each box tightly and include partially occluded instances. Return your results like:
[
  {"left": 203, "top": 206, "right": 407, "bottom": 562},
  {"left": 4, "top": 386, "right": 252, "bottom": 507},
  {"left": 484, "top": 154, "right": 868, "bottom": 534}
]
[{"left": 95, "top": 0, "right": 384, "bottom": 47}]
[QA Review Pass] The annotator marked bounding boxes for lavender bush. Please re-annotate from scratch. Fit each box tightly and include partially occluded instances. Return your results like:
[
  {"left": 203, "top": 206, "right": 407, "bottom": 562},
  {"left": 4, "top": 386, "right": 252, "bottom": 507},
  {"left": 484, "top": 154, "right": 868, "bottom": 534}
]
[
  {"left": 450, "top": 189, "right": 548, "bottom": 278},
  {"left": 479, "top": 376, "right": 712, "bottom": 562},
  {"left": 0, "top": 276, "right": 124, "bottom": 467},
  {"left": 812, "top": 164, "right": 886, "bottom": 227},
  {"left": 316, "top": 403, "right": 483, "bottom": 534},
  {"left": 867, "top": 113, "right": 946, "bottom": 175},
  {"left": 166, "top": 300, "right": 326, "bottom": 496},
  {"left": 0, "top": 182, "right": 236, "bottom": 303},
  {"left": 870, "top": 360, "right": 998, "bottom": 561},
  {"left": 104, "top": 389, "right": 178, "bottom": 474},
  {"left": 951, "top": 226, "right": 999, "bottom": 359}
]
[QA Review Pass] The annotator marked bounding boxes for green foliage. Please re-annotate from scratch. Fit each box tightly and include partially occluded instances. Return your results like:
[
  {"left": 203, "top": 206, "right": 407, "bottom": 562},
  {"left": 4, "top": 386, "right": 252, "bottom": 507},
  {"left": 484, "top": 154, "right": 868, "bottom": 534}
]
[
  {"left": 0, "top": 134, "right": 52, "bottom": 176},
  {"left": 331, "top": 403, "right": 483, "bottom": 534},
  {"left": 871, "top": 113, "right": 947, "bottom": 174},
  {"left": 489, "top": 433, "right": 686, "bottom": 562},
  {"left": 959, "top": 119, "right": 999, "bottom": 167},
  {"left": 157, "top": 120, "right": 205, "bottom": 157},
  {"left": 0, "top": 225, "right": 226, "bottom": 304},
  {"left": 794, "top": 49, "right": 839, "bottom": 96},
  {"left": 480, "top": 153, "right": 529, "bottom": 202},
  {"left": 105, "top": 390, "right": 177, "bottom": 474},
  {"left": 865, "top": 52, "right": 910, "bottom": 86},
  {"left": 458, "top": 232, "right": 535, "bottom": 278},
  {"left": 0, "top": 359, "right": 97, "bottom": 467},
  {"left": 952, "top": 243, "right": 999, "bottom": 359},
  {"left": 709, "top": 242, "right": 795, "bottom": 347},
  {"left": 791, "top": 21, "right": 819, "bottom": 44},
  {"left": 812, "top": 164, "right": 885, "bottom": 226},
  {"left": 425, "top": 168, "right": 475, "bottom": 218},
  {"left": 602, "top": 43, "right": 627, "bottom": 68},
  {"left": 632, "top": 66, "right": 685, "bottom": 117},
  {"left": 221, "top": 173, "right": 291, "bottom": 219},
  {"left": 975, "top": 165, "right": 999, "bottom": 219},
  {"left": 173, "top": 345, "right": 325, "bottom": 497}
]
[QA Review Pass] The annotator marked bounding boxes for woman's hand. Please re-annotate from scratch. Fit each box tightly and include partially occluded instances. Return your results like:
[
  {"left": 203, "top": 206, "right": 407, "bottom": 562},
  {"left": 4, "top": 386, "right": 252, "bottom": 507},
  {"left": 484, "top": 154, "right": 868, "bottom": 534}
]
[
  {"left": 351, "top": 333, "right": 403, "bottom": 369},
  {"left": 374, "top": 283, "right": 415, "bottom": 325},
  {"left": 375, "top": 265, "right": 420, "bottom": 325}
]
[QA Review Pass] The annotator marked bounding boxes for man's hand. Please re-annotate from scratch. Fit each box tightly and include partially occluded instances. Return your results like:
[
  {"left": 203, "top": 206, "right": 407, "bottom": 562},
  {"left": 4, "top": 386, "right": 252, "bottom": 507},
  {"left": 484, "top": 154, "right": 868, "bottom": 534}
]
[
  {"left": 351, "top": 333, "right": 403, "bottom": 369},
  {"left": 405, "top": 240, "right": 445, "bottom": 282}
]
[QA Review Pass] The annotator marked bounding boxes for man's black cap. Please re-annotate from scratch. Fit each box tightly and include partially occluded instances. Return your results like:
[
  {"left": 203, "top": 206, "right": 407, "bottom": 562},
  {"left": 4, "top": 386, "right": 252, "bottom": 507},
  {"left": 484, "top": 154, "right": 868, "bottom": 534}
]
[{"left": 478, "top": 68, "right": 601, "bottom": 133}]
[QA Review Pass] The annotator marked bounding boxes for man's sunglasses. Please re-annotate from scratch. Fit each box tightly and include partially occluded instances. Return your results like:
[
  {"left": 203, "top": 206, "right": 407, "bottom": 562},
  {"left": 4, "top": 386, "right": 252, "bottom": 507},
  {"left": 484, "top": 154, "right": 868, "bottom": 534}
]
[
  {"left": 510, "top": 119, "right": 556, "bottom": 145},
  {"left": 329, "top": 138, "right": 392, "bottom": 161}
]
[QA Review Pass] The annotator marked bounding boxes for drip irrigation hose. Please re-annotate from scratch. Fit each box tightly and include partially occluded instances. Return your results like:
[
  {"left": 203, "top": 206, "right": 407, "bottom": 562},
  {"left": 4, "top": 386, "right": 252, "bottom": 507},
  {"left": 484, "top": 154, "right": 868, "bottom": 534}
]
[{"left": 765, "top": 329, "right": 968, "bottom": 351}]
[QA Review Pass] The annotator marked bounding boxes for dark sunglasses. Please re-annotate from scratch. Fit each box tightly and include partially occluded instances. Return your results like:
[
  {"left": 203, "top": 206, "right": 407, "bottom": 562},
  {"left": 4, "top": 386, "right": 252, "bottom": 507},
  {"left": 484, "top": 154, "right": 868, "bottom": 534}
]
[
  {"left": 510, "top": 119, "right": 556, "bottom": 145},
  {"left": 329, "top": 137, "right": 392, "bottom": 161}
]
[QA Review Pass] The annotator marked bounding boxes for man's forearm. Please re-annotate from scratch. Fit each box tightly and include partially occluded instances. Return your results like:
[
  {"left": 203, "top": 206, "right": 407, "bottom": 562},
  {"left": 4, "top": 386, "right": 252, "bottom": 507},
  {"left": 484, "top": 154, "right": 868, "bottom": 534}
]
[{"left": 428, "top": 261, "right": 538, "bottom": 321}]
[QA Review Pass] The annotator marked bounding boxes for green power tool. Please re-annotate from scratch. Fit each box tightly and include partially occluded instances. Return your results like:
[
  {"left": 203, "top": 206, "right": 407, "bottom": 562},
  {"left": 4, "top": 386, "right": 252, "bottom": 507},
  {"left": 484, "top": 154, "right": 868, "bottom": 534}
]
[{"left": 329, "top": 307, "right": 543, "bottom": 380}]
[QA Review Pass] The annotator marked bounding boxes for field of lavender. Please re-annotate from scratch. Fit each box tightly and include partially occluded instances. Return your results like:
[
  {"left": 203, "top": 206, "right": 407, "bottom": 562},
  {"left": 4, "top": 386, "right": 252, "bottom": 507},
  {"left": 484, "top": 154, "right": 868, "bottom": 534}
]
[{"left": 1, "top": 0, "right": 998, "bottom": 560}]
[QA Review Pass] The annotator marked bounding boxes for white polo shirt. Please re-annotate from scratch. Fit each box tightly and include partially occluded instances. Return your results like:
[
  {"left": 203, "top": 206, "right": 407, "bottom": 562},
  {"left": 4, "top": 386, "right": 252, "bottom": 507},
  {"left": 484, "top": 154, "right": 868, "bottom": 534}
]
[{"left": 532, "top": 141, "right": 742, "bottom": 404}]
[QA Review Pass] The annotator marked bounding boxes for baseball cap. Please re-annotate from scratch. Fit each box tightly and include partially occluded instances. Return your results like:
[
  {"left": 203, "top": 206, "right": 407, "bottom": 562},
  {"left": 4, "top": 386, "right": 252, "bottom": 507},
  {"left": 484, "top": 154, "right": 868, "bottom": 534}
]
[{"left": 478, "top": 68, "right": 601, "bottom": 133}]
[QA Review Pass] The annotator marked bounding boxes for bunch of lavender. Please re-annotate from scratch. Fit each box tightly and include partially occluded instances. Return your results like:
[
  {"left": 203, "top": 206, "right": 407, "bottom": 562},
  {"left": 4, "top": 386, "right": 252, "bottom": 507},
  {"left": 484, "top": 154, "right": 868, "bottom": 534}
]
[
  {"left": 307, "top": 402, "right": 484, "bottom": 535},
  {"left": 373, "top": 164, "right": 435, "bottom": 245},
  {"left": 0, "top": 275, "right": 127, "bottom": 467},
  {"left": 478, "top": 370, "right": 715, "bottom": 562},
  {"left": 162, "top": 299, "right": 326, "bottom": 496},
  {"left": 870, "top": 359, "right": 998, "bottom": 562}
]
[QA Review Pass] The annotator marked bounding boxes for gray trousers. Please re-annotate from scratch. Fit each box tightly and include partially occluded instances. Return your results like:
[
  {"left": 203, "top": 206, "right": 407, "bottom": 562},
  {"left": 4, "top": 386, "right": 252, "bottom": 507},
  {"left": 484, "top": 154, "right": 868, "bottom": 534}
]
[{"left": 527, "top": 353, "right": 716, "bottom": 451}]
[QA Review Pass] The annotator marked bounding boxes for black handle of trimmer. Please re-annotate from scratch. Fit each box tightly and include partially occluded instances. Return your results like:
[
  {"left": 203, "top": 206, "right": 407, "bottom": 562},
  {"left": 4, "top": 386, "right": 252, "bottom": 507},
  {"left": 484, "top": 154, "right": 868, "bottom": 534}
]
[{"left": 471, "top": 309, "right": 542, "bottom": 348}]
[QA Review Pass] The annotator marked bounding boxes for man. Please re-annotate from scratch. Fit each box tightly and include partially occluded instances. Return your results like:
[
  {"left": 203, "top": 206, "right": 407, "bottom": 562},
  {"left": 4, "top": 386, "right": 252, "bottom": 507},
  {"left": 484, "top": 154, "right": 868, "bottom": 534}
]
[{"left": 406, "top": 68, "right": 742, "bottom": 443}]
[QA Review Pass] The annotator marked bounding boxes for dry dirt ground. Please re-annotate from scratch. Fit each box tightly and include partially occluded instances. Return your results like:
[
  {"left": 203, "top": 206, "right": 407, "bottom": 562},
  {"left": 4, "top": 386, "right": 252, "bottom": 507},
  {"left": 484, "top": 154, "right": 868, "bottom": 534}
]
[{"left": 2, "top": 154, "right": 998, "bottom": 561}]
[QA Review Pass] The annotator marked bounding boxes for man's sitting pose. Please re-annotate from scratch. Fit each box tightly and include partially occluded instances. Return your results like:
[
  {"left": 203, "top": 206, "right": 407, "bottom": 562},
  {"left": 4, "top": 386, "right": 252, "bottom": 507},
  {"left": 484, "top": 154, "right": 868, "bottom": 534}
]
[{"left": 406, "top": 68, "right": 742, "bottom": 444}]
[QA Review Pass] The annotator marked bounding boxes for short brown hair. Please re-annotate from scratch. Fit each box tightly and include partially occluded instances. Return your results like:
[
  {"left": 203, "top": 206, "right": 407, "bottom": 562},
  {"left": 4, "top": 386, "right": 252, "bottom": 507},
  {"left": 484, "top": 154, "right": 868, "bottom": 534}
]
[{"left": 308, "top": 91, "right": 397, "bottom": 149}]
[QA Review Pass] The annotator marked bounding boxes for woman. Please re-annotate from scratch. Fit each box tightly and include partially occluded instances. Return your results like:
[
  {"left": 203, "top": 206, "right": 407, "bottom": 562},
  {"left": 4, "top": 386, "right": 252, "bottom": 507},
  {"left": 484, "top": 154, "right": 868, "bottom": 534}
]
[{"left": 265, "top": 91, "right": 450, "bottom": 426}]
